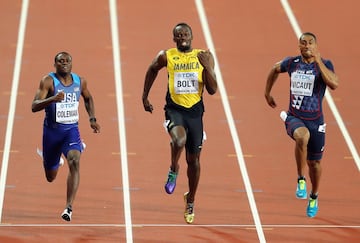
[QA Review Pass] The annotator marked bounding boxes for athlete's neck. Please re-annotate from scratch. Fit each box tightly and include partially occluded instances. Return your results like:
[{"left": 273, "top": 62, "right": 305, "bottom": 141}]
[
  {"left": 302, "top": 56, "right": 315, "bottom": 64},
  {"left": 177, "top": 46, "right": 192, "bottom": 53}
]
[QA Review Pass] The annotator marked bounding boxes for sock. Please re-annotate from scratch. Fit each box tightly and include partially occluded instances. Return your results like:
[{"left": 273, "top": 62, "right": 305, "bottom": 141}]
[{"left": 298, "top": 176, "right": 306, "bottom": 182}]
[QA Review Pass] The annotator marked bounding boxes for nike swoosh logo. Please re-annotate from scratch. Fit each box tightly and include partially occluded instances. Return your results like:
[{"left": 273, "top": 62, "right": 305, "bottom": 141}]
[{"left": 69, "top": 142, "right": 78, "bottom": 146}]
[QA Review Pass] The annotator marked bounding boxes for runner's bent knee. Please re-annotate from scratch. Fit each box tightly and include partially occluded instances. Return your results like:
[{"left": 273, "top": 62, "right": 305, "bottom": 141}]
[{"left": 293, "top": 127, "right": 310, "bottom": 145}]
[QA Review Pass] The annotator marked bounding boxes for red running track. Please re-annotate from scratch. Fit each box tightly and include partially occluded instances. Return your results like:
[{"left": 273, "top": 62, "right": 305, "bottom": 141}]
[{"left": 0, "top": 0, "right": 359, "bottom": 242}]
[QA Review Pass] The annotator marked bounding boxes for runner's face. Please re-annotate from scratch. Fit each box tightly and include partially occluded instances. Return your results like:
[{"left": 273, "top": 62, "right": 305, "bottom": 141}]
[
  {"left": 173, "top": 26, "right": 193, "bottom": 52},
  {"left": 299, "top": 35, "right": 317, "bottom": 58},
  {"left": 54, "top": 54, "right": 72, "bottom": 74}
]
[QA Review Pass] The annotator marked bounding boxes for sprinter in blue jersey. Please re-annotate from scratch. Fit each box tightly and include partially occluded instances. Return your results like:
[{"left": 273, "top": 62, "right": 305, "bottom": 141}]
[
  {"left": 32, "top": 52, "right": 100, "bottom": 221},
  {"left": 265, "top": 32, "right": 339, "bottom": 218}
]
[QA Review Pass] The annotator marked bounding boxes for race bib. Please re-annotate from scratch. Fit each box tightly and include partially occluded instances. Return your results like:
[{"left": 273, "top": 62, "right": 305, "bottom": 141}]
[
  {"left": 56, "top": 102, "right": 79, "bottom": 124},
  {"left": 290, "top": 71, "right": 315, "bottom": 96},
  {"left": 173, "top": 72, "right": 199, "bottom": 94}
]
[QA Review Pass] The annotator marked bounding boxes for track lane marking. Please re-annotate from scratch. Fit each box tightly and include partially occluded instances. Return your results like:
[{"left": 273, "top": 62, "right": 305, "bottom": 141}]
[
  {"left": 0, "top": 0, "right": 29, "bottom": 223},
  {"left": 195, "top": 0, "right": 266, "bottom": 242},
  {"left": 0, "top": 223, "right": 359, "bottom": 228},
  {"left": 108, "top": 0, "right": 133, "bottom": 242}
]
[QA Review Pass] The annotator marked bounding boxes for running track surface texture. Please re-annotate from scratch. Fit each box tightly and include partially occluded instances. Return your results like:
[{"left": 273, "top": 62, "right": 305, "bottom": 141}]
[{"left": 0, "top": 0, "right": 359, "bottom": 242}]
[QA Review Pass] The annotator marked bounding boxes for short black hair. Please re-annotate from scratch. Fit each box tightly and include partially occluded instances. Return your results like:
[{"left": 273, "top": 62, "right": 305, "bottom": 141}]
[
  {"left": 54, "top": 51, "right": 71, "bottom": 62},
  {"left": 172, "top": 22, "right": 192, "bottom": 36},
  {"left": 299, "top": 32, "right": 317, "bottom": 42}
]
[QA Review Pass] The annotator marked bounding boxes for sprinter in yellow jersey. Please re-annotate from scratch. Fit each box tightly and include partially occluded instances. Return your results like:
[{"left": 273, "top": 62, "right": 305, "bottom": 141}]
[{"left": 142, "top": 23, "right": 217, "bottom": 224}]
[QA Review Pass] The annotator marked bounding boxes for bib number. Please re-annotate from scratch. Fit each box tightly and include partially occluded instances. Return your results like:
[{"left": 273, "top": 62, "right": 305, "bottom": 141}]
[
  {"left": 290, "top": 72, "right": 315, "bottom": 96},
  {"left": 174, "top": 72, "right": 199, "bottom": 94},
  {"left": 56, "top": 102, "right": 79, "bottom": 124}
]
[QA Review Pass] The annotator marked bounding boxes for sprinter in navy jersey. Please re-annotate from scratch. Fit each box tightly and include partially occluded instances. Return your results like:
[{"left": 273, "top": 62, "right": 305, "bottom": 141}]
[
  {"left": 32, "top": 52, "right": 100, "bottom": 221},
  {"left": 265, "top": 32, "right": 339, "bottom": 218}
]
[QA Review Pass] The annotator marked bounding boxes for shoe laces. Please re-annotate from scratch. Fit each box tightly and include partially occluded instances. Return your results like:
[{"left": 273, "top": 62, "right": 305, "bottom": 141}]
[
  {"left": 167, "top": 171, "right": 177, "bottom": 183},
  {"left": 309, "top": 198, "right": 317, "bottom": 208},
  {"left": 298, "top": 179, "right": 306, "bottom": 190},
  {"left": 186, "top": 203, "right": 194, "bottom": 215}
]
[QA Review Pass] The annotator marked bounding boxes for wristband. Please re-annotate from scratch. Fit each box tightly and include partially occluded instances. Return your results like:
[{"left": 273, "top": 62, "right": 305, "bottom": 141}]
[{"left": 89, "top": 117, "right": 97, "bottom": 123}]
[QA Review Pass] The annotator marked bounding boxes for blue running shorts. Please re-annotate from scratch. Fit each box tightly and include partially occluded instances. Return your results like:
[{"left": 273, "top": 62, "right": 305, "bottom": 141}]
[{"left": 284, "top": 114, "right": 326, "bottom": 161}]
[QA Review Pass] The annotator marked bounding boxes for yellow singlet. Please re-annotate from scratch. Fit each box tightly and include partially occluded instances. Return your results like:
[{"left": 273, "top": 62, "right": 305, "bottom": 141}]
[{"left": 166, "top": 48, "right": 204, "bottom": 108}]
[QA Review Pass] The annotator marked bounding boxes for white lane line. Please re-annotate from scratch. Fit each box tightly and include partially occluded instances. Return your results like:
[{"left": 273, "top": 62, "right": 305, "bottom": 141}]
[
  {"left": 281, "top": 0, "right": 360, "bottom": 171},
  {"left": 195, "top": 0, "right": 266, "bottom": 242},
  {"left": 1, "top": 223, "right": 358, "bottom": 228},
  {"left": 0, "top": 0, "right": 29, "bottom": 222},
  {"left": 108, "top": 0, "right": 133, "bottom": 242}
]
